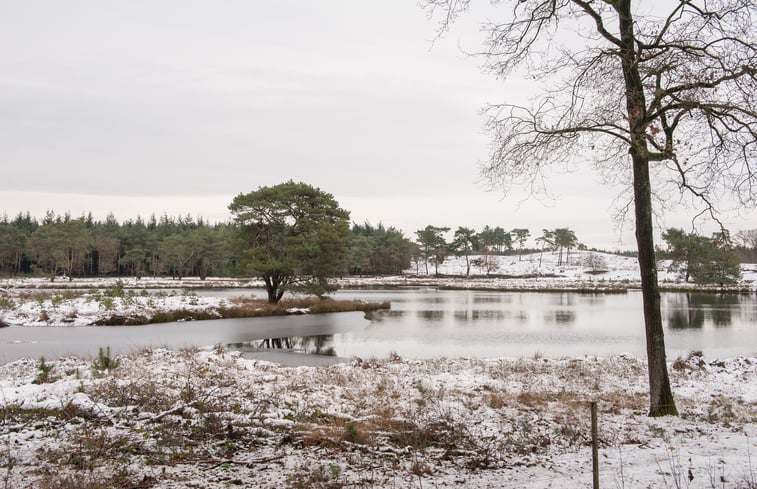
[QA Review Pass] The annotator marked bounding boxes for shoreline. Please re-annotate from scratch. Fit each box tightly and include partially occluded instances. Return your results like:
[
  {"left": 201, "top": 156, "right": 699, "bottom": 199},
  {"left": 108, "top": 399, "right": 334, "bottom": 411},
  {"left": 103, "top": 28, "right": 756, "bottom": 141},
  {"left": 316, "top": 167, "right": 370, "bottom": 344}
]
[
  {"left": 1, "top": 274, "right": 754, "bottom": 329},
  {"left": 0, "top": 281, "right": 389, "bottom": 328},
  {"left": 2, "top": 273, "right": 755, "bottom": 292}
]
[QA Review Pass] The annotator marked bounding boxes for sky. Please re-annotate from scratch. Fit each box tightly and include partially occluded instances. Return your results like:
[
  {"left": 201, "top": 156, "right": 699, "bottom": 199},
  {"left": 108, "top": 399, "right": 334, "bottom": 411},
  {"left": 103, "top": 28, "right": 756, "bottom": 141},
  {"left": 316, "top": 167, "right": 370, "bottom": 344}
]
[{"left": 1, "top": 1, "right": 754, "bottom": 250}]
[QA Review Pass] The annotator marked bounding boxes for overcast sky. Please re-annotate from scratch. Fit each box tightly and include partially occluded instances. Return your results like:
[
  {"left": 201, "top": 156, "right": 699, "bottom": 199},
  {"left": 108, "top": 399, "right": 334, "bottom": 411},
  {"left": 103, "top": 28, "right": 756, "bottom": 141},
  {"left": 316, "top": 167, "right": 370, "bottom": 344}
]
[{"left": 1, "top": 1, "right": 753, "bottom": 250}]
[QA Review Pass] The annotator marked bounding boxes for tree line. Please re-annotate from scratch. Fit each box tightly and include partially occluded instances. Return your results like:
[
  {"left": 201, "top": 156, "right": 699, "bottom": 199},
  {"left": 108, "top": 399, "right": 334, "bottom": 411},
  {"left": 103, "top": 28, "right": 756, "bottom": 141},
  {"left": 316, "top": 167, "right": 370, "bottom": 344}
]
[
  {"left": 0, "top": 211, "right": 528, "bottom": 281},
  {"left": 0, "top": 211, "right": 231, "bottom": 280},
  {"left": 0, "top": 207, "right": 421, "bottom": 281},
  {"left": 2, "top": 207, "right": 753, "bottom": 284},
  {"left": 412, "top": 225, "right": 584, "bottom": 276}
]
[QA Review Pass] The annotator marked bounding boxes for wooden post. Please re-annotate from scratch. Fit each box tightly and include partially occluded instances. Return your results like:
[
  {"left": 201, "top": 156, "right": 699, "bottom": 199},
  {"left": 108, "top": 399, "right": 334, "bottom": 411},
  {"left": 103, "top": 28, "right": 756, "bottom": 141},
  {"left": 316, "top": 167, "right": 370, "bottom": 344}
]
[{"left": 591, "top": 401, "right": 599, "bottom": 489}]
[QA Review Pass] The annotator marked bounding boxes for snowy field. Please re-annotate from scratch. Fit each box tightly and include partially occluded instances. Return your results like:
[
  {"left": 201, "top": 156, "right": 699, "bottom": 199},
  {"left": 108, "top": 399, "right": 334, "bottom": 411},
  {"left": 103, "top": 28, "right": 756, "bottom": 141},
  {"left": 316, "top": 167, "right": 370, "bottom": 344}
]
[
  {"left": 345, "top": 250, "right": 757, "bottom": 291},
  {"left": 0, "top": 349, "right": 755, "bottom": 488},
  {"left": 1, "top": 251, "right": 756, "bottom": 488}
]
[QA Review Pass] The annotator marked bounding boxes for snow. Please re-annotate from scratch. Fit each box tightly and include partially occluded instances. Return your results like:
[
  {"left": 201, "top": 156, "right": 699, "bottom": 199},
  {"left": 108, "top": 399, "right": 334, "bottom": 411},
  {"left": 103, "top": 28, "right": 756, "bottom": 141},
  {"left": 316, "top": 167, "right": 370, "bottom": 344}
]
[
  {"left": 401, "top": 250, "right": 757, "bottom": 288},
  {"left": 336, "top": 251, "right": 757, "bottom": 294},
  {"left": 0, "top": 285, "right": 230, "bottom": 327},
  {"left": 1, "top": 251, "right": 756, "bottom": 487},
  {"left": 0, "top": 349, "right": 755, "bottom": 488}
]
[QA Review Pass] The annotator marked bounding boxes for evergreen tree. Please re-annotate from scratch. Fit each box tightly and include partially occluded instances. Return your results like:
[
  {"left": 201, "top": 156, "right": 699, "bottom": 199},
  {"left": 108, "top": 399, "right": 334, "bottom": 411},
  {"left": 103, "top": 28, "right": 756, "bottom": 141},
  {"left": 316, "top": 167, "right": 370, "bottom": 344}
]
[
  {"left": 511, "top": 228, "right": 530, "bottom": 261},
  {"left": 229, "top": 181, "right": 350, "bottom": 303},
  {"left": 451, "top": 226, "right": 477, "bottom": 277},
  {"left": 415, "top": 225, "right": 450, "bottom": 275},
  {"left": 553, "top": 228, "right": 578, "bottom": 266},
  {"left": 662, "top": 228, "right": 740, "bottom": 285}
]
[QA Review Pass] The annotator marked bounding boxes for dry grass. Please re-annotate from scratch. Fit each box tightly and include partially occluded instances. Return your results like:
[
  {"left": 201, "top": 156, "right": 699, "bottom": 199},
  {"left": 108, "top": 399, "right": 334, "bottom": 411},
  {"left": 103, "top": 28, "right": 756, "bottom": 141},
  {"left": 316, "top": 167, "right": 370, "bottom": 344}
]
[
  {"left": 225, "top": 296, "right": 389, "bottom": 316},
  {"left": 89, "top": 376, "right": 173, "bottom": 412},
  {"left": 672, "top": 349, "right": 706, "bottom": 372},
  {"left": 16, "top": 290, "right": 85, "bottom": 302},
  {"left": 32, "top": 470, "right": 151, "bottom": 489},
  {"left": 1, "top": 403, "right": 98, "bottom": 427},
  {"left": 92, "top": 297, "right": 390, "bottom": 325},
  {"left": 3, "top": 350, "right": 755, "bottom": 488}
]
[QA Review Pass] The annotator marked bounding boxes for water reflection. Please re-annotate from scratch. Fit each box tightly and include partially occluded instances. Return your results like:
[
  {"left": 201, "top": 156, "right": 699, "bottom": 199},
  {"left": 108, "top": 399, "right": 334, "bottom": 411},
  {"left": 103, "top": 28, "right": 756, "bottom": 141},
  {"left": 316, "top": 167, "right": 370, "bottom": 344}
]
[
  {"left": 454, "top": 310, "right": 526, "bottom": 323},
  {"left": 418, "top": 310, "right": 445, "bottom": 321},
  {"left": 578, "top": 295, "right": 606, "bottom": 305},
  {"left": 421, "top": 297, "right": 447, "bottom": 304},
  {"left": 551, "top": 294, "right": 576, "bottom": 306},
  {"left": 544, "top": 310, "right": 576, "bottom": 325},
  {"left": 665, "top": 293, "right": 739, "bottom": 329},
  {"left": 555, "top": 311, "right": 576, "bottom": 324},
  {"left": 668, "top": 307, "right": 704, "bottom": 329},
  {"left": 471, "top": 310, "right": 507, "bottom": 320},
  {"left": 231, "top": 335, "right": 336, "bottom": 356},
  {"left": 699, "top": 294, "right": 737, "bottom": 327},
  {"left": 473, "top": 296, "right": 505, "bottom": 304},
  {"left": 371, "top": 310, "right": 405, "bottom": 322}
]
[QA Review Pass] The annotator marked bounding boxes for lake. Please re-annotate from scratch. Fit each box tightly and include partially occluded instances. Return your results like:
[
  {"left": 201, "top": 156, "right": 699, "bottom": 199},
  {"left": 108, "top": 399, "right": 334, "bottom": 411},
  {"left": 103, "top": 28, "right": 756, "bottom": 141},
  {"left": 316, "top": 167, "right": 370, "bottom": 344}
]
[
  {"left": 329, "top": 288, "right": 757, "bottom": 360},
  {"left": 0, "top": 288, "right": 755, "bottom": 364}
]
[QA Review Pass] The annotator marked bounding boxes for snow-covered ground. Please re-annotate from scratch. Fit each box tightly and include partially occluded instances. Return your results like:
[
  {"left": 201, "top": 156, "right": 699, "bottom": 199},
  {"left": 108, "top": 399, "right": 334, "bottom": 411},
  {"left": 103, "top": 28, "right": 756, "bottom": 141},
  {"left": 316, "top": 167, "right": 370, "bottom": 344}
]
[
  {"left": 344, "top": 250, "right": 757, "bottom": 292},
  {"left": 1, "top": 252, "right": 756, "bottom": 487},
  {"left": 404, "top": 249, "right": 757, "bottom": 285},
  {"left": 0, "top": 348, "right": 755, "bottom": 488},
  {"left": 0, "top": 288, "right": 231, "bottom": 327},
  {"left": 409, "top": 249, "right": 646, "bottom": 280}
]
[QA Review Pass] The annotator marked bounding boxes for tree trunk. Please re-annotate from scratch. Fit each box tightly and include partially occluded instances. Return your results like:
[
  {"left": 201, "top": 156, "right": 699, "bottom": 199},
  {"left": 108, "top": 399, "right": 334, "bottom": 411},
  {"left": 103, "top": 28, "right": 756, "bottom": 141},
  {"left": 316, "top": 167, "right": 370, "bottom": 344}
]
[
  {"left": 264, "top": 275, "right": 278, "bottom": 303},
  {"left": 618, "top": 0, "right": 677, "bottom": 417},
  {"left": 264, "top": 270, "right": 286, "bottom": 303},
  {"left": 632, "top": 153, "right": 678, "bottom": 416},
  {"left": 265, "top": 284, "right": 278, "bottom": 303}
]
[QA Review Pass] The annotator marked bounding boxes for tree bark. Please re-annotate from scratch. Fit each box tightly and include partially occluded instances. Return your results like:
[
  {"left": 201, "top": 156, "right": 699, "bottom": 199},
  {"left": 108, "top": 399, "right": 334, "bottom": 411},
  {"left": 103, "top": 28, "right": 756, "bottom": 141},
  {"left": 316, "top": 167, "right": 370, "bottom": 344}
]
[
  {"left": 264, "top": 270, "right": 286, "bottom": 303},
  {"left": 632, "top": 153, "right": 678, "bottom": 416},
  {"left": 618, "top": 0, "right": 677, "bottom": 416}
]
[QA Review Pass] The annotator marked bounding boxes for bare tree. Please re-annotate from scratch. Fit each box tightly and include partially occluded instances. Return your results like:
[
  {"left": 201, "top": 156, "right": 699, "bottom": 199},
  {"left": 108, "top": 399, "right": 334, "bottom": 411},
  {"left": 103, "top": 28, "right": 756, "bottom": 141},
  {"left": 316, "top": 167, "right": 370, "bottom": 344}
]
[
  {"left": 734, "top": 229, "right": 757, "bottom": 249},
  {"left": 583, "top": 252, "right": 608, "bottom": 273},
  {"left": 424, "top": 0, "right": 757, "bottom": 416}
]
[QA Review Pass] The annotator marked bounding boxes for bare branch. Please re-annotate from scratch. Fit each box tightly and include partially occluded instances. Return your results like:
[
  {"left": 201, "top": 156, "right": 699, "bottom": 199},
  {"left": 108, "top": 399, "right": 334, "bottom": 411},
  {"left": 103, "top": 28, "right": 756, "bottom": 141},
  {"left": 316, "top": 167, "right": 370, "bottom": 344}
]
[{"left": 572, "top": 0, "right": 621, "bottom": 46}]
